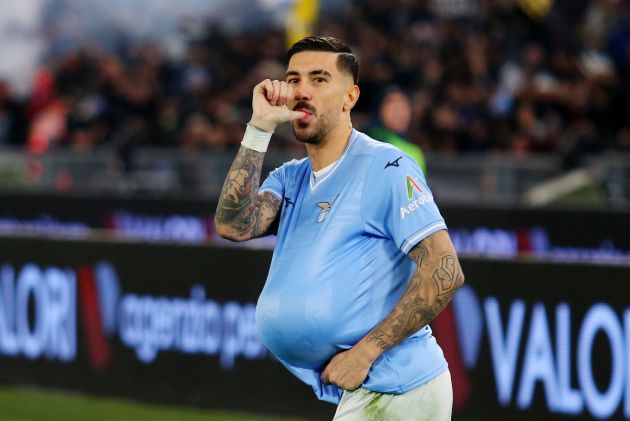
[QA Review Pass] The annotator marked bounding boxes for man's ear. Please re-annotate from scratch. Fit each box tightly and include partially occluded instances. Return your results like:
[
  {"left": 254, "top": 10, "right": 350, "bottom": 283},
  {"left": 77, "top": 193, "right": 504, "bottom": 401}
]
[{"left": 343, "top": 85, "right": 360, "bottom": 112}]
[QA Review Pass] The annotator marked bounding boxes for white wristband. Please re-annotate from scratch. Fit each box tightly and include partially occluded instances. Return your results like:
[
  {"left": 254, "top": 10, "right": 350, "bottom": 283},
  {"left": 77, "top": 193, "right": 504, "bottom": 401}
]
[{"left": 241, "top": 123, "right": 273, "bottom": 153}]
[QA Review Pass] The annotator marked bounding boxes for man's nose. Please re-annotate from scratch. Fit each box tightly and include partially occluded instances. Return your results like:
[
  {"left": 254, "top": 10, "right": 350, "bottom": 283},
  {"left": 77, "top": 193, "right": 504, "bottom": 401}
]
[{"left": 292, "top": 82, "right": 311, "bottom": 101}]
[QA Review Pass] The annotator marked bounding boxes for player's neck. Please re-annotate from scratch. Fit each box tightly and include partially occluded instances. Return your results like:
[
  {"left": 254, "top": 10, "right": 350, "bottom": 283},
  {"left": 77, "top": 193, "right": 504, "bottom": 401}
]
[{"left": 306, "top": 122, "right": 353, "bottom": 172}]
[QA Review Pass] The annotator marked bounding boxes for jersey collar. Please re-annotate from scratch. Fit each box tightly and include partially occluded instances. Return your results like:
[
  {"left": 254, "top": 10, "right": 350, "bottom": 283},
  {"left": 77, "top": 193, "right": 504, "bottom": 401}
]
[{"left": 309, "top": 129, "right": 357, "bottom": 192}]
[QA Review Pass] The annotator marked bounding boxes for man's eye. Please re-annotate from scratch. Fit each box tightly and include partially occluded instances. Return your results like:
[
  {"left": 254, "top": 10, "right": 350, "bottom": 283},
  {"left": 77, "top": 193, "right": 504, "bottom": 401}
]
[
  {"left": 287, "top": 79, "right": 298, "bottom": 84},
  {"left": 314, "top": 78, "right": 326, "bottom": 83}
]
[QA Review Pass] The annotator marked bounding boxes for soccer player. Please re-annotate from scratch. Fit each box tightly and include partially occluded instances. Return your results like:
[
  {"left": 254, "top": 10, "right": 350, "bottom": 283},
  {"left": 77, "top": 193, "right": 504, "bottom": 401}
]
[{"left": 215, "top": 36, "right": 464, "bottom": 420}]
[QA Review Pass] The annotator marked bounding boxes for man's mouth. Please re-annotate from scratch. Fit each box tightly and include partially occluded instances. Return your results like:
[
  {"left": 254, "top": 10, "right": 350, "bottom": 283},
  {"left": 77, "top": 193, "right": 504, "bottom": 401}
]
[
  {"left": 295, "top": 108, "right": 314, "bottom": 124},
  {"left": 294, "top": 103, "right": 316, "bottom": 124}
]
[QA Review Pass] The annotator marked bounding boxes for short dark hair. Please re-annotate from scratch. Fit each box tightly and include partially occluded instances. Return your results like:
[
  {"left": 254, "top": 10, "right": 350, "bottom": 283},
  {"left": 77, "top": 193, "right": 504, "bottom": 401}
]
[{"left": 287, "top": 36, "right": 359, "bottom": 84}]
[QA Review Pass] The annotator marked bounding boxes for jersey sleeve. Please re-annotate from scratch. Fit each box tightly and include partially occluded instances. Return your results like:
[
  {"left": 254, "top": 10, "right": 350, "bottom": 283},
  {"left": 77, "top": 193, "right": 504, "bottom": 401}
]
[
  {"left": 259, "top": 164, "right": 286, "bottom": 202},
  {"left": 362, "top": 151, "right": 446, "bottom": 254}
]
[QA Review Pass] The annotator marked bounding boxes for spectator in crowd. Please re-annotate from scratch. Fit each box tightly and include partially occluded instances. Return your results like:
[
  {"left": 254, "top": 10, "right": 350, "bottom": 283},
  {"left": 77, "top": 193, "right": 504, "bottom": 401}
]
[
  {"left": 0, "top": 81, "right": 26, "bottom": 146},
  {"left": 0, "top": 0, "right": 627, "bottom": 163},
  {"left": 368, "top": 87, "right": 427, "bottom": 174}
]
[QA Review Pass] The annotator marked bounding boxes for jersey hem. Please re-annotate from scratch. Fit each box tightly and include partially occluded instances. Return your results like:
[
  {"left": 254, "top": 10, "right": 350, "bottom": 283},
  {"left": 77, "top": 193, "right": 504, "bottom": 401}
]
[
  {"left": 398, "top": 364, "right": 449, "bottom": 394},
  {"left": 361, "top": 362, "right": 449, "bottom": 396}
]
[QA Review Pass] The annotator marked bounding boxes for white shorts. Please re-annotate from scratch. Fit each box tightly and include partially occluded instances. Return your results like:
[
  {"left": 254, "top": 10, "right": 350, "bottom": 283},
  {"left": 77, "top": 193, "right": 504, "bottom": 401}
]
[{"left": 332, "top": 369, "right": 452, "bottom": 421}]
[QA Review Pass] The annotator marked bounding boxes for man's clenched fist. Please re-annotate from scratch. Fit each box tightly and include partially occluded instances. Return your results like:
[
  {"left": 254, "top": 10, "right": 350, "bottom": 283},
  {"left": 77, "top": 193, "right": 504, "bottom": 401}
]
[
  {"left": 321, "top": 347, "right": 375, "bottom": 391},
  {"left": 250, "top": 79, "right": 306, "bottom": 132}
]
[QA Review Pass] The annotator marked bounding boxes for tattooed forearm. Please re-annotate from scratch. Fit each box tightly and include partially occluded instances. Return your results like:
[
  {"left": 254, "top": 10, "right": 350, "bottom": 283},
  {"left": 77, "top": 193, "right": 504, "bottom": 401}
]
[
  {"left": 216, "top": 147, "right": 264, "bottom": 224},
  {"left": 433, "top": 255, "right": 464, "bottom": 297},
  {"left": 215, "top": 146, "right": 280, "bottom": 241},
  {"left": 364, "top": 230, "right": 464, "bottom": 354}
]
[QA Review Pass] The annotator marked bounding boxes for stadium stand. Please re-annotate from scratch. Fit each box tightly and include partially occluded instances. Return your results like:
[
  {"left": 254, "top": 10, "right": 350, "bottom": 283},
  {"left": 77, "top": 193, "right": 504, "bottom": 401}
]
[{"left": 0, "top": 1, "right": 627, "bottom": 157}]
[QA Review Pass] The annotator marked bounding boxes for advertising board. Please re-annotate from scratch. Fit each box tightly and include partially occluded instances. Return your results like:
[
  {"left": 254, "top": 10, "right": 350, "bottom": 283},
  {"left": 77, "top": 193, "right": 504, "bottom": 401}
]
[
  {"left": 0, "top": 235, "right": 333, "bottom": 418},
  {"left": 1, "top": 193, "right": 628, "bottom": 263},
  {"left": 0, "top": 235, "right": 628, "bottom": 419},
  {"left": 440, "top": 258, "right": 630, "bottom": 421}
]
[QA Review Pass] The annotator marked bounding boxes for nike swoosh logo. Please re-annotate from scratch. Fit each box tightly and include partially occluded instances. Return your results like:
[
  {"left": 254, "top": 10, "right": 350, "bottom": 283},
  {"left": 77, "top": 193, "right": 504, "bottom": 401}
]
[{"left": 384, "top": 156, "right": 403, "bottom": 169}]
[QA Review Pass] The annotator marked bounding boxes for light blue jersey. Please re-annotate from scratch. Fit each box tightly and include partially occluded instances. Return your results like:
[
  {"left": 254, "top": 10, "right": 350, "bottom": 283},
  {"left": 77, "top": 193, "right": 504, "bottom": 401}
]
[{"left": 256, "top": 129, "right": 448, "bottom": 404}]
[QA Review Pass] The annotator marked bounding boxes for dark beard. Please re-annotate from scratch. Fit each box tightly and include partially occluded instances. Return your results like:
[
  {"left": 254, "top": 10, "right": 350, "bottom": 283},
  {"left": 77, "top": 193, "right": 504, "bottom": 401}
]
[
  {"left": 292, "top": 101, "right": 324, "bottom": 144},
  {"left": 292, "top": 123, "right": 324, "bottom": 144}
]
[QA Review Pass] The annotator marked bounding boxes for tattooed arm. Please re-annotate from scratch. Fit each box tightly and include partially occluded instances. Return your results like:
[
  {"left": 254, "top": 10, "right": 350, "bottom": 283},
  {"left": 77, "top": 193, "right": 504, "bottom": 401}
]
[
  {"left": 215, "top": 79, "right": 305, "bottom": 242},
  {"left": 361, "top": 229, "right": 464, "bottom": 353},
  {"left": 214, "top": 146, "right": 281, "bottom": 242},
  {"left": 321, "top": 229, "right": 464, "bottom": 390}
]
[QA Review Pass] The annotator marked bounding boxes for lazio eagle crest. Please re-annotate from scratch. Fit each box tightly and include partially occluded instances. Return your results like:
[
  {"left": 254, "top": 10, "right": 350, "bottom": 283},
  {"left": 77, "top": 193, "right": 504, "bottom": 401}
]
[{"left": 315, "top": 193, "right": 340, "bottom": 223}]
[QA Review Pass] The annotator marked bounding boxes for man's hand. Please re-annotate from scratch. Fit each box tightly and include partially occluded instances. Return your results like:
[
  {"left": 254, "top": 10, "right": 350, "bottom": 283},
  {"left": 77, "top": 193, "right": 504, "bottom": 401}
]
[
  {"left": 321, "top": 347, "right": 375, "bottom": 391},
  {"left": 250, "top": 79, "right": 306, "bottom": 132}
]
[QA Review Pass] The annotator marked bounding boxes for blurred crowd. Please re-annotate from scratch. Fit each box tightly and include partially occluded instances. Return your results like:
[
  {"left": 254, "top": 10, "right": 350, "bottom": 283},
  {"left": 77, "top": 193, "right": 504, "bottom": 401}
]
[{"left": 0, "top": 0, "right": 629, "bottom": 160}]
